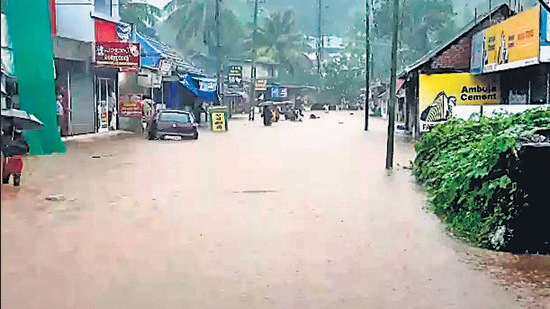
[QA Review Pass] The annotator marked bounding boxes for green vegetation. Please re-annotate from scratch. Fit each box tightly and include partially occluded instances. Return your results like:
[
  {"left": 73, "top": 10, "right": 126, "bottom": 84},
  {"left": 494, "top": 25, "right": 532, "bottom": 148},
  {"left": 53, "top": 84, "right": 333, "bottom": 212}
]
[
  {"left": 413, "top": 108, "right": 550, "bottom": 250},
  {"left": 119, "top": 1, "right": 162, "bottom": 38}
]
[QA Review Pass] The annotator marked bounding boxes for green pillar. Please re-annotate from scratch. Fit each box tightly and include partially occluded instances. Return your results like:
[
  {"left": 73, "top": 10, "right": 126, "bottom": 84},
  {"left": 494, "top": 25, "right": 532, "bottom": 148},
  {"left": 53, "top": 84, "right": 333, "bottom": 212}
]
[{"left": 6, "top": 0, "right": 66, "bottom": 155}]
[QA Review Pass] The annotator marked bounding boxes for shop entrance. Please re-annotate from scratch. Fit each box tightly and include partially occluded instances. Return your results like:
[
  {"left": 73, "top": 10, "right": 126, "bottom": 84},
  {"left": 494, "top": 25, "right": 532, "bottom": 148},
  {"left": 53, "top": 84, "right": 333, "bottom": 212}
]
[{"left": 96, "top": 77, "right": 116, "bottom": 132}]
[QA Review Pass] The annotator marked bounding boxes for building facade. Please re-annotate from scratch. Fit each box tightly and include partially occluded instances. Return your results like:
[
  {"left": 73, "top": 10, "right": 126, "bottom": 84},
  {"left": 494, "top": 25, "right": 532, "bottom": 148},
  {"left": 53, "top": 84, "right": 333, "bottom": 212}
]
[{"left": 53, "top": 0, "right": 141, "bottom": 136}]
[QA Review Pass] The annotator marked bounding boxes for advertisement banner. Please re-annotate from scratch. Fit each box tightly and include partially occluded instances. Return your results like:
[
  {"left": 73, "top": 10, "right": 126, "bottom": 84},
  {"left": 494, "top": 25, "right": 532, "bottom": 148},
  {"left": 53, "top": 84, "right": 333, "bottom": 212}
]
[
  {"left": 255, "top": 79, "right": 267, "bottom": 91},
  {"left": 540, "top": 7, "right": 550, "bottom": 62},
  {"left": 470, "top": 31, "right": 484, "bottom": 74},
  {"left": 482, "top": 6, "right": 540, "bottom": 73},
  {"left": 119, "top": 94, "right": 143, "bottom": 117},
  {"left": 95, "top": 42, "right": 140, "bottom": 67},
  {"left": 228, "top": 65, "right": 243, "bottom": 91},
  {"left": 419, "top": 73, "right": 500, "bottom": 132}
]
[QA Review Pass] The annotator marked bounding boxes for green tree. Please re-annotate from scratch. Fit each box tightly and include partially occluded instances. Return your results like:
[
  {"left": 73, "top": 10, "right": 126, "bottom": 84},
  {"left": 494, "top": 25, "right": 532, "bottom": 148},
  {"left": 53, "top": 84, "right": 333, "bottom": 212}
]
[
  {"left": 161, "top": 0, "right": 246, "bottom": 71},
  {"left": 322, "top": 55, "right": 364, "bottom": 103},
  {"left": 250, "top": 10, "right": 313, "bottom": 77},
  {"left": 373, "top": 0, "right": 458, "bottom": 64},
  {"left": 119, "top": 0, "right": 162, "bottom": 38}
]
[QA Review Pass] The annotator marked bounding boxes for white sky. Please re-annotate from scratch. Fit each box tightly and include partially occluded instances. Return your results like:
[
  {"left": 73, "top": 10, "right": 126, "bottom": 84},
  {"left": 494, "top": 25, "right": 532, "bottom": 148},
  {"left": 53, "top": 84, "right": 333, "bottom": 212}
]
[{"left": 146, "top": 0, "right": 170, "bottom": 8}]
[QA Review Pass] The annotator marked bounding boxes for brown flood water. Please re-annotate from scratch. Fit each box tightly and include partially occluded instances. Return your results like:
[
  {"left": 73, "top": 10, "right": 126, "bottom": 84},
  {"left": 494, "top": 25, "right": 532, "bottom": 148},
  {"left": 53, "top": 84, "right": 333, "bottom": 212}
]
[{"left": 2, "top": 113, "right": 549, "bottom": 308}]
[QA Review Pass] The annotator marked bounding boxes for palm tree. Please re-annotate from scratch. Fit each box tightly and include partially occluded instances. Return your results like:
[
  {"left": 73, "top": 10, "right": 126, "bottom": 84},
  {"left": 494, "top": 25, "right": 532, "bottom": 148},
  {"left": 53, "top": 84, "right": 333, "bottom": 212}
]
[
  {"left": 161, "top": 0, "right": 245, "bottom": 65},
  {"left": 119, "top": 0, "right": 162, "bottom": 38},
  {"left": 250, "top": 10, "right": 313, "bottom": 76},
  {"left": 162, "top": 0, "right": 216, "bottom": 55}
]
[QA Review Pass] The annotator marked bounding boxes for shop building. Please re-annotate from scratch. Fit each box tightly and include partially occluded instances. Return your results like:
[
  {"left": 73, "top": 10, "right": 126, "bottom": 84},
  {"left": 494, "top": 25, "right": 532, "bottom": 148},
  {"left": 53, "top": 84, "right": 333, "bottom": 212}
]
[
  {"left": 135, "top": 32, "right": 218, "bottom": 123},
  {"left": 400, "top": 4, "right": 550, "bottom": 139},
  {"left": 53, "top": 0, "right": 140, "bottom": 136},
  {"left": 471, "top": 5, "right": 550, "bottom": 107},
  {"left": 398, "top": 4, "right": 512, "bottom": 138}
]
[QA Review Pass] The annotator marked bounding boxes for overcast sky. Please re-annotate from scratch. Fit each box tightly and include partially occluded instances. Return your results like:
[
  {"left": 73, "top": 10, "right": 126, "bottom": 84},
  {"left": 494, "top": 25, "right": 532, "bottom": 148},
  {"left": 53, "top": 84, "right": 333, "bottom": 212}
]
[{"left": 146, "top": 0, "right": 170, "bottom": 8}]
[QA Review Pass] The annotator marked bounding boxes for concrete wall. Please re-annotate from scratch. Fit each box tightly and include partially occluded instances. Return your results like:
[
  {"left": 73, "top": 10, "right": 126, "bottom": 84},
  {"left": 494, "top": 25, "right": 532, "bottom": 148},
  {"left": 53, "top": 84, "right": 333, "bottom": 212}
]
[
  {"left": 56, "top": 0, "right": 120, "bottom": 42},
  {"left": 56, "top": 0, "right": 95, "bottom": 42}
]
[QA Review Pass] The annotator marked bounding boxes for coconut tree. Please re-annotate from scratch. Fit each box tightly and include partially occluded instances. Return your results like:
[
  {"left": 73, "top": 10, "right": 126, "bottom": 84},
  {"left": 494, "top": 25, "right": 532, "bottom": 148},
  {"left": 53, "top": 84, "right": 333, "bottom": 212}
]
[
  {"left": 161, "top": 0, "right": 245, "bottom": 69},
  {"left": 250, "top": 10, "right": 313, "bottom": 77},
  {"left": 119, "top": 0, "right": 162, "bottom": 38}
]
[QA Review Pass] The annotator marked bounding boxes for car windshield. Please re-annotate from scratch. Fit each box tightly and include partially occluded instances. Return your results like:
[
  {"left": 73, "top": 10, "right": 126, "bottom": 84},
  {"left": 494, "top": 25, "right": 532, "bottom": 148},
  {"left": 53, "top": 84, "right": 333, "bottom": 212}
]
[{"left": 159, "top": 112, "right": 191, "bottom": 123}]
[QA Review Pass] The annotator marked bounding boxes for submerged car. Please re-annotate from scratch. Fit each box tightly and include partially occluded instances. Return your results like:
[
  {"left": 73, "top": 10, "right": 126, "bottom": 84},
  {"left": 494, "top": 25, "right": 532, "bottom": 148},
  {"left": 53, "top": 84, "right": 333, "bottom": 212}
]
[{"left": 148, "top": 110, "right": 199, "bottom": 140}]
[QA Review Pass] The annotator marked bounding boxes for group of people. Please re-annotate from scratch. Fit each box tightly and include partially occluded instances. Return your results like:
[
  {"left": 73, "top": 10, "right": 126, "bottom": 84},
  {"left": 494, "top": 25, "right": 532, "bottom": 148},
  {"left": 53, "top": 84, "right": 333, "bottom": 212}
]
[{"left": 250, "top": 95, "right": 306, "bottom": 127}]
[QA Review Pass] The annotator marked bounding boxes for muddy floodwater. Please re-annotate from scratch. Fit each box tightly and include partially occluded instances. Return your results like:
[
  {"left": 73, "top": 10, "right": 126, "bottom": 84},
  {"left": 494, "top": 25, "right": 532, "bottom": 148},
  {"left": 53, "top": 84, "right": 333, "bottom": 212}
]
[{"left": 2, "top": 113, "right": 549, "bottom": 308}]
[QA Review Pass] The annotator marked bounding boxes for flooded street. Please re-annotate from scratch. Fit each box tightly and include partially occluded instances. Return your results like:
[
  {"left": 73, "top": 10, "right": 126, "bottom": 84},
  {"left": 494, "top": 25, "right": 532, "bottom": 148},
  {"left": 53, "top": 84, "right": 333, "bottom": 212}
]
[{"left": 1, "top": 113, "right": 548, "bottom": 308}]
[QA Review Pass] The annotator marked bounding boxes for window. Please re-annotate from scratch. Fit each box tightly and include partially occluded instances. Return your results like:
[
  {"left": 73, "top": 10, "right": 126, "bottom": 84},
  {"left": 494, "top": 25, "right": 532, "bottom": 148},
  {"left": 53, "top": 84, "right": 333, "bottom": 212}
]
[
  {"left": 94, "top": 0, "right": 113, "bottom": 17},
  {"left": 159, "top": 112, "right": 191, "bottom": 123}
]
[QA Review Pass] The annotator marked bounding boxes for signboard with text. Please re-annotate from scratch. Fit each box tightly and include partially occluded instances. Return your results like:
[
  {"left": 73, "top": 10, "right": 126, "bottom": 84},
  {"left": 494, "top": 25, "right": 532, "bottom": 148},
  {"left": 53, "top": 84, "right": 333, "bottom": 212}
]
[
  {"left": 228, "top": 65, "right": 243, "bottom": 90},
  {"left": 255, "top": 79, "right": 267, "bottom": 91},
  {"left": 472, "top": 6, "right": 540, "bottom": 74},
  {"left": 212, "top": 112, "right": 227, "bottom": 132},
  {"left": 271, "top": 87, "right": 288, "bottom": 98},
  {"left": 95, "top": 42, "right": 141, "bottom": 67},
  {"left": 119, "top": 94, "right": 143, "bottom": 117},
  {"left": 419, "top": 73, "right": 500, "bottom": 132}
]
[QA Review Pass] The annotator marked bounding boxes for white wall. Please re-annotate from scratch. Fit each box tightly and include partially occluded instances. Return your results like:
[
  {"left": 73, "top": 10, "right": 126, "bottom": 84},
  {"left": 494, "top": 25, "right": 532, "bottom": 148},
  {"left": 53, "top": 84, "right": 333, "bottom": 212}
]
[
  {"left": 1, "top": 13, "right": 14, "bottom": 75},
  {"left": 56, "top": 0, "right": 120, "bottom": 42},
  {"left": 56, "top": 0, "right": 95, "bottom": 42}
]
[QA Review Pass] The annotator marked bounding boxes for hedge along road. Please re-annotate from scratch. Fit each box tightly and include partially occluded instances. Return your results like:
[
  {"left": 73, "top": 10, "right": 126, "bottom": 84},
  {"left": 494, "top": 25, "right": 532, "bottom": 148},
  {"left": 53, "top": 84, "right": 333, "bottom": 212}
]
[{"left": 1, "top": 113, "right": 548, "bottom": 308}]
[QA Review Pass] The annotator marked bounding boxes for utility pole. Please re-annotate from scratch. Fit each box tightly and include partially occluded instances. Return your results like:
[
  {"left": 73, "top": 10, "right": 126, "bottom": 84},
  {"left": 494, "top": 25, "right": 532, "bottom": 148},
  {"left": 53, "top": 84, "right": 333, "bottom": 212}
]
[
  {"left": 364, "top": 0, "right": 370, "bottom": 131},
  {"left": 250, "top": 0, "right": 260, "bottom": 110},
  {"left": 317, "top": 0, "right": 323, "bottom": 75},
  {"left": 385, "top": 0, "right": 400, "bottom": 170},
  {"left": 215, "top": 0, "right": 222, "bottom": 104}
]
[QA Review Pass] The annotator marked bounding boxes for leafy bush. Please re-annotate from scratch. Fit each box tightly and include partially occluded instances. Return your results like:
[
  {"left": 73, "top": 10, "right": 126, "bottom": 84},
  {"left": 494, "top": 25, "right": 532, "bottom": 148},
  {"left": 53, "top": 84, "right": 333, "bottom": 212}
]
[{"left": 413, "top": 107, "right": 550, "bottom": 250}]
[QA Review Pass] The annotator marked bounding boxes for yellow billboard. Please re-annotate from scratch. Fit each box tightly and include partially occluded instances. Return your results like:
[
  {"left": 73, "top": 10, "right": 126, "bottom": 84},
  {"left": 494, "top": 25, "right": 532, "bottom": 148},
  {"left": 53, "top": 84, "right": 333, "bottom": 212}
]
[
  {"left": 482, "top": 6, "right": 540, "bottom": 73},
  {"left": 419, "top": 73, "right": 500, "bottom": 132}
]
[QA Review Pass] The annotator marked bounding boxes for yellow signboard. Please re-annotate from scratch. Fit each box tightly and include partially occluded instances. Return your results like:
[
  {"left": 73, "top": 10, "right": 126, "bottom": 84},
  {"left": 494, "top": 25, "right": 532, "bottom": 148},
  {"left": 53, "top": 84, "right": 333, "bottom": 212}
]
[
  {"left": 482, "top": 6, "right": 540, "bottom": 73},
  {"left": 212, "top": 112, "right": 226, "bottom": 132},
  {"left": 419, "top": 73, "right": 500, "bottom": 132}
]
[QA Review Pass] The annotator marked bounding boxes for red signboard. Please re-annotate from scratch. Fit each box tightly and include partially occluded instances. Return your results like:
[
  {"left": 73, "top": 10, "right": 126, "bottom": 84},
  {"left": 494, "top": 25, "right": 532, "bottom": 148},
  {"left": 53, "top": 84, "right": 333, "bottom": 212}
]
[
  {"left": 95, "top": 19, "right": 117, "bottom": 42},
  {"left": 95, "top": 42, "right": 140, "bottom": 67},
  {"left": 119, "top": 94, "right": 143, "bottom": 117}
]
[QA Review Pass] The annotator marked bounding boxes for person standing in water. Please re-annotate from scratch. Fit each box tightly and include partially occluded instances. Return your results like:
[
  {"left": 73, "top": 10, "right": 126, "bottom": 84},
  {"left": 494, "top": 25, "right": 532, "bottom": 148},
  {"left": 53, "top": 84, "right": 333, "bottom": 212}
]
[
  {"left": 262, "top": 105, "right": 272, "bottom": 126},
  {"left": 2, "top": 127, "right": 30, "bottom": 187}
]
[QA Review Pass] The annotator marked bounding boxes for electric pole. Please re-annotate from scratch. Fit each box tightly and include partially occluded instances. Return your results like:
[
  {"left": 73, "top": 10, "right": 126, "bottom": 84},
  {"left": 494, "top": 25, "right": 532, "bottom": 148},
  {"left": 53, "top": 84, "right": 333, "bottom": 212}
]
[
  {"left": 317, "top": 0, "right": 323, "bottom": 75},
  {"left": 215, "top": 0, "right": 222, "bottom": 103},
  {"left": 385, "top": 0, "right": 400, "bottom": 170},
  {"left": 364, "top": 0, "right": 370, "bottom": 131},
  {"left": 250, "top": 0, "right": 260, "bottom": 110}
]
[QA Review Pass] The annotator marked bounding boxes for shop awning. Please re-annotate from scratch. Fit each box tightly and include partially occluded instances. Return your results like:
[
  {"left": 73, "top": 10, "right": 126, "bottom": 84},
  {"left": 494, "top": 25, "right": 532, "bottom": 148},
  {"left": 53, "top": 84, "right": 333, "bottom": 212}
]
[
  {"left": 396, "top": 79, "right": 405, "bottom": 93},
  {"left": 179, "top": 73, "right": 218, "bottom": 102},
  {"left": 135, "top": 32, "right": 201, "bottom": 74}
]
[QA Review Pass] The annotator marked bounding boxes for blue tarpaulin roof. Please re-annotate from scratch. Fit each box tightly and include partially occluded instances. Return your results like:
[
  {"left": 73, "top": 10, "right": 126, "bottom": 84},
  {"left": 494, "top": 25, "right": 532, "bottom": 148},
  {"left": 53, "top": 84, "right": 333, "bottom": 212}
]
[
  {"left": 179, "top": 73, "right": 218, "bottom": 102},
  {"left": 136, "top": 32, "right": 202, "bottom": 74}
]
